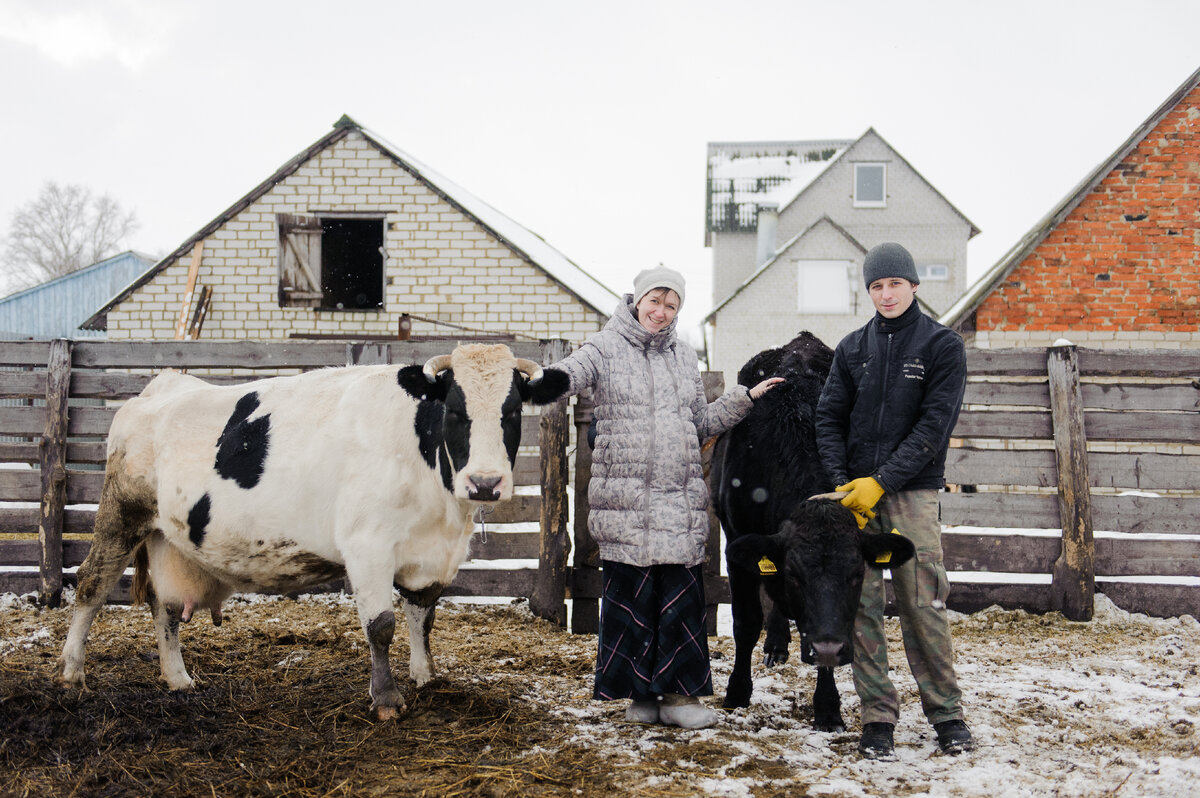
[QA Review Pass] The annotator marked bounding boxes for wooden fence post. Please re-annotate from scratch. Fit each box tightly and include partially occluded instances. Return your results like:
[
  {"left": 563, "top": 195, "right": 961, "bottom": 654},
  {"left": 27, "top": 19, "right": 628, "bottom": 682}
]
[
  {"left": 531, "top": 339, "right": 571, "bottom": 626},
  {"left": 38, "top": 339, "right": 72, "bottom": 608},
  {"left": 570, "top": 395, "right": 599, "bottom": 633},
  {"left": 701, "top": 372, "right": 724, "bottom": 635},
  {"left": 1047, "top": 343, "right": 1095, "bottom": 621}
]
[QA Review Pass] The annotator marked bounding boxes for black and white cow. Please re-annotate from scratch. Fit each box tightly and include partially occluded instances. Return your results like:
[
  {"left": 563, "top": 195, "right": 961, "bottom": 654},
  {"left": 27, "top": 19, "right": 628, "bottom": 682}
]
[
  {"left": 56, "top": 343, "right": 568, "bottom": 720},
  {"left": 710, "top": 332, "right": 914, "bottom": 731}
]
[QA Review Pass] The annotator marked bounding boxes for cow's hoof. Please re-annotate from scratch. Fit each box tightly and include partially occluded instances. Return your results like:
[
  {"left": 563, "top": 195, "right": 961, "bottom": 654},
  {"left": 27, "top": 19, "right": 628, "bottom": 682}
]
[
  {"left": 373, "top": 701, "right": 405, "bottom": 721},
  {"left": 762, "top": 650, "right": 789, "bottom": 667},
  {"left": 54, "top": 659, "right": 87, "bottom": 689},
  {"left": 410, "top": 665, "right": 435, "bottom": 687},
  {"left": 721, "top": 695, "right": 751, "bottom": 710},
  {"left": 55, "top": 673, "right": 88, "bottom": 690},
  {"left": 815, "top": 720, "right": 846, "bottom": 733}
]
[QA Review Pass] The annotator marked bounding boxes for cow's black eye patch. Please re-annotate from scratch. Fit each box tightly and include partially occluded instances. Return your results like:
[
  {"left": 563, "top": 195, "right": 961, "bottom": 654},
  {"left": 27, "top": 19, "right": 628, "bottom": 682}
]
[
  {"left": 188, "top": 493, "right": 212, "bottom": 547},
  {"left": 414, "top": 400, "right": 443, "bottom": 471},
  {"left": 215, "top": 392, "right": 271, "bottom": 489}
]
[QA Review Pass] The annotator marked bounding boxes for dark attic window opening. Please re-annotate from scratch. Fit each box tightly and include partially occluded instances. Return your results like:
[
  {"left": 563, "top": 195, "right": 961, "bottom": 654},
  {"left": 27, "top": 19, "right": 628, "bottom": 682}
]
[
  {"left": 1096, "top": 273, "right": 1112, "bottom": 281},
  {"left": 321, "top": 218, "right": 384, "bottom": 311},
  {"left": 278, "top": 214, "right": 385, "bottom": 310},
  {"left": 1124, "top": 213, "right": 1148, "bottom": 222}
]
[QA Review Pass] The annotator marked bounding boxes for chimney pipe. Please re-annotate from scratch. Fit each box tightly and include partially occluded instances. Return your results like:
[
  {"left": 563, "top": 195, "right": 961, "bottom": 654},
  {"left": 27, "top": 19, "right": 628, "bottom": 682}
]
[{"left": 755, "top": 203, "right": 778, "bottom": 267}]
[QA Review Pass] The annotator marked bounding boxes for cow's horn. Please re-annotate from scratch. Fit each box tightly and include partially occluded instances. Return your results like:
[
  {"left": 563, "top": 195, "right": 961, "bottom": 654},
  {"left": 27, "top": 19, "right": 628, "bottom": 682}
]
[
  {"left": 515, "top": 358, "right": 543, "bottom": 384},
  {"left": 422, "top": 354, "right": 453, "bottom": 382}
]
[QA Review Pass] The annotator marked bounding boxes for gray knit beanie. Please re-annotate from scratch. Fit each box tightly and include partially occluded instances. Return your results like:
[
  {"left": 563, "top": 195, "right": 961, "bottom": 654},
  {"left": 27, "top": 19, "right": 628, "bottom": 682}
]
[
  {"left": 633, "top": 266, "right": 686, "bottom": 309},
  {"left": 862, "top": 242, "right": 919, "bottom": 288}
]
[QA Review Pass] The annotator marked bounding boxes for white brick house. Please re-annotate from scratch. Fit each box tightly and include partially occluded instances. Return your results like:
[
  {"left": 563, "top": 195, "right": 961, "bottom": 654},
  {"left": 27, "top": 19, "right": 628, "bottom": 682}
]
[
  {"left": 703, "top": 129, "right": 979, "bottom": 383},
  {"left": 84, "top": 116, "right": 618, "bottom": 345}
]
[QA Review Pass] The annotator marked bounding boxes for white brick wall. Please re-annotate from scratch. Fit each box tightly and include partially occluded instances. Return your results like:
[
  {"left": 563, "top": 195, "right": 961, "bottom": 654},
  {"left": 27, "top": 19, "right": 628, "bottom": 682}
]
[{"left": 107, "top": 132, "right": 605, "bottom": 346}]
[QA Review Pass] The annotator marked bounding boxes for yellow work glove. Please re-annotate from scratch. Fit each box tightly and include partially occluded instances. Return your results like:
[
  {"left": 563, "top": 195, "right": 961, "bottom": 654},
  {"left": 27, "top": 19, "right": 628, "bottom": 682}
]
[
  {"left": 837, "top": 477, "right": 885, "bottom": 529},
  {"left": 848, "top": 507, "right": 875, "bottom": 529}
]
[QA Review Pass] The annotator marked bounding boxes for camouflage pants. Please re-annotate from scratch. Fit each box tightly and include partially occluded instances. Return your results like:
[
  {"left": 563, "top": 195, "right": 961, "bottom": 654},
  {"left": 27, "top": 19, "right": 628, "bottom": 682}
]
[{"left": 853, "top": 488, "right": 964, "bottom": 726}]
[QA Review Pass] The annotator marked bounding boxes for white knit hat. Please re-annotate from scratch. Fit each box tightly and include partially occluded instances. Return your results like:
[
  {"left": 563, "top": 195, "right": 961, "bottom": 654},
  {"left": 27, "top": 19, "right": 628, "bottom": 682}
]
[{"left": 632, "top": 267, "right": 686, "bottom": 309}]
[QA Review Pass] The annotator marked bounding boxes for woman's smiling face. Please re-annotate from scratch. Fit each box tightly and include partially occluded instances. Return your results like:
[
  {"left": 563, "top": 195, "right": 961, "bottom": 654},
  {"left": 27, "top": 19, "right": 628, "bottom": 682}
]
[{"left": 635, "top": 288, "right": 680, "bottom": 333}]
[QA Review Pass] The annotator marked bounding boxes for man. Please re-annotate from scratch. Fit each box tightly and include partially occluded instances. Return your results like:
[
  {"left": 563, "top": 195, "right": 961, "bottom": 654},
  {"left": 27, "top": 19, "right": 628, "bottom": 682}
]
[{"left": 815, "top": 242, "right": 974, "bottom": 759}]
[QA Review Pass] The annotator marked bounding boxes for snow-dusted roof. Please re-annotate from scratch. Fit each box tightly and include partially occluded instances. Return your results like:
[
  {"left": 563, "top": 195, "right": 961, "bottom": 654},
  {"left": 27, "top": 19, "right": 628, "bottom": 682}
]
[
  {"left": 358, "top": 124, "right": 619, "bottom": 315},
  {"left": 705, "top": 140, "right": 853, "bottom": 244},
  {"left": 941, "top": 65, "right": 1200, "bottom": 331},
  {"left": 83, "top": 116, "right": 619, "bottom": 329}
]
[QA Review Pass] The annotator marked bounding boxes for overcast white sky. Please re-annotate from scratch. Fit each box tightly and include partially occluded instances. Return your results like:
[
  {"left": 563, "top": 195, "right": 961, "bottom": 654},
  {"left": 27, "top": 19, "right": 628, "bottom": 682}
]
[{"left": 1, "top": 0, "right": 1197, "bottom": 329}]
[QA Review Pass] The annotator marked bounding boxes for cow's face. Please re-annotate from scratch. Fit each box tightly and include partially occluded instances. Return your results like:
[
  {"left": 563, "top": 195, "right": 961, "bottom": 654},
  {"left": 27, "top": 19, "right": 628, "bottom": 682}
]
[
  {"left": 398, "top": 344, "right": 568, "bottom": 502},
  {"left": 726, "top": 499, "right": 915, "bottom": 667}
]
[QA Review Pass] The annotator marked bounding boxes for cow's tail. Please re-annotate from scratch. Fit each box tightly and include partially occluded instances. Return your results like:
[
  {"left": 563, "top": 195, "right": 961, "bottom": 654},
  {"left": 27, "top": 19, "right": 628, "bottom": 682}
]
[{"left": 131, "top": 542, "right": 152, "bottom": 607}]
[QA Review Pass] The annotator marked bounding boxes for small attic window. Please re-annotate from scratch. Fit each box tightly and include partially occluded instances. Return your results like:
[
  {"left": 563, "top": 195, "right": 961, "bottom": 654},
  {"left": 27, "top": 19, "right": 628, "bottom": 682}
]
[
  {"left": 278, "top": 214, "right": 385, "bottom": 310},
  {"left": 917, "top": 263, "right": 949, "bottom": 281},
  {"left": 853, "top": 163, "right": 886, "bottom": 208}
]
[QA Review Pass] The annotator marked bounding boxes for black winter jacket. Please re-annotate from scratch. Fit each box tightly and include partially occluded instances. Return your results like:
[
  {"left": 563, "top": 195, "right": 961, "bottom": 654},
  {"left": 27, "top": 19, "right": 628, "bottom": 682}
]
[{"left": 815, "top": 301, "right": 966, "bottom": 494}]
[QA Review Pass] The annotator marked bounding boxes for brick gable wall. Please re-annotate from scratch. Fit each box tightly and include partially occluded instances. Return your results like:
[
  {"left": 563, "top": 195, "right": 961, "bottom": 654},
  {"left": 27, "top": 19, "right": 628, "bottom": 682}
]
[
  {"left": 106, "top": 132, "right": 606, "bottom": 344},
  {"left": 975, "top": 86, "right": 1199, "bottom": 348}
]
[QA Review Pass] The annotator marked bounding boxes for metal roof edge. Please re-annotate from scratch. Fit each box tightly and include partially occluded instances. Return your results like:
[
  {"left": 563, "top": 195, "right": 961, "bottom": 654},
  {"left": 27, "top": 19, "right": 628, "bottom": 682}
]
[{"left": 939, "top": 64, "right": 1200, "bottom": 329}]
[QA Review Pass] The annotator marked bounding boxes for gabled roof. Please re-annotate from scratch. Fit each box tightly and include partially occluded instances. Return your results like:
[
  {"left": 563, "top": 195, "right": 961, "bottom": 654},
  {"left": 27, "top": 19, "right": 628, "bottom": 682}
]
[
  {"left": 844, "top": 128, "right": 980, "bottom": 240},
  {"left": 83, "top": 116, "right": 619, "bottom": 330},
  {"left": 940, "top": 65, "right": 1200, "bottom": 330},
  {"left": 703, "top": 215, "right": 866, "bottom": 322},
  {"left": 705, "top": 129, "right": 981, "bottom": 250},
  {"left": 0, "top": 251, "right": 155, "bottom": 339}
]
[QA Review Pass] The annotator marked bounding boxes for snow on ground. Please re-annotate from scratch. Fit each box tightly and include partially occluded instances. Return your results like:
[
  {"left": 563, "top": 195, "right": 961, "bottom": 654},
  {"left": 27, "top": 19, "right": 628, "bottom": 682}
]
[{"left": 2, "top": 588, "right": 1198, "bottom": 796}]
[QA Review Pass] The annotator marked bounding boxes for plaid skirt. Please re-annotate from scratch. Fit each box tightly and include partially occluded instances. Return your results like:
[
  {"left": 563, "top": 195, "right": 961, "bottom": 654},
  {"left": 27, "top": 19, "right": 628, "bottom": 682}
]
[{"left": 593, "top": 560, "right": 713, "bottom": 701}]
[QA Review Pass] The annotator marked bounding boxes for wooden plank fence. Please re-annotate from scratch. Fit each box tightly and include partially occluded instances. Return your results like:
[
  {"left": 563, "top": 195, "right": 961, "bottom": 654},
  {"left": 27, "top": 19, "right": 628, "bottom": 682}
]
[
  {"left": 1, "top": 341, "right": 1197, "bottom": 625},
  {"left": 0, "top": 339, "right": 571, "bottom": 624},
  {"left": 939, "top": 345, "right": 1200, "bottom": 620}
]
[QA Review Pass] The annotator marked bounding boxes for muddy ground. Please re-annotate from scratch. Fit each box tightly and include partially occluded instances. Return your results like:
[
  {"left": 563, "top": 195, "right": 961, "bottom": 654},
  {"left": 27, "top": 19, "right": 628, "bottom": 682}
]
[{"left": 1, "top": 591, "right": 1198, "bottom": 797}]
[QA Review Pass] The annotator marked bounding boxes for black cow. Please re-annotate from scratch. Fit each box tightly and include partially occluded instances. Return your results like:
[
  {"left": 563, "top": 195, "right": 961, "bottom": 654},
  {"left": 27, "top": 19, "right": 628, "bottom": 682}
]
[{"left": 710, "top": 331, "right": 914, "bottom": 731}]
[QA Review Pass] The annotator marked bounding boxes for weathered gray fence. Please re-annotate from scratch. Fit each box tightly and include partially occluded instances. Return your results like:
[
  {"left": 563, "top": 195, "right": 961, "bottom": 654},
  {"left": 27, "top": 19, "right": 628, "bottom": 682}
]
[
  {"left": 0, "top": 339, "right": 571, "bottom": 623},
  {"left": 940, "top": 345, "right": 1200, "bottom": 619},
  {"left": 2, "top": 341, "right": 1197, "bottom": 625}
]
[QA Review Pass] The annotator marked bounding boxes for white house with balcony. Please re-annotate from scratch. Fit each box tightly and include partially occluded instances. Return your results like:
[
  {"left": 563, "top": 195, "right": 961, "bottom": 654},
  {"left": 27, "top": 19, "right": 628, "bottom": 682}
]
[{"left": 703, "top": 129, "right": 979, "bottom": 384}]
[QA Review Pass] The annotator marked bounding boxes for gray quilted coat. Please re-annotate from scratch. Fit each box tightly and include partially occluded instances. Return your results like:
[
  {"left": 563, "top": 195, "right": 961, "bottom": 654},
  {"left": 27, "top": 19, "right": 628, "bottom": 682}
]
[{"left": 550, "top": 296, "right": 753, "bottom": 567}]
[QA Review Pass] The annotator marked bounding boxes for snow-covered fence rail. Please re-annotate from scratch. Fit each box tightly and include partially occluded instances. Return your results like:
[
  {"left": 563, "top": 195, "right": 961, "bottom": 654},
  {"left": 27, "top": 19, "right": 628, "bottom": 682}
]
[
  {"left": 0, "top": 338, "right": 571, "bottom": 621},
  {"left": 942, "top": 344, "right": 1200, "bottom": 620}
]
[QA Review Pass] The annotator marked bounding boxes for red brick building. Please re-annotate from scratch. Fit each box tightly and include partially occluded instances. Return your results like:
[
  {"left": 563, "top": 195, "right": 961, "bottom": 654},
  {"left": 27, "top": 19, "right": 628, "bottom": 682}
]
[{"left": 943, "top": 65, "right": 1200, "bottom": 349}]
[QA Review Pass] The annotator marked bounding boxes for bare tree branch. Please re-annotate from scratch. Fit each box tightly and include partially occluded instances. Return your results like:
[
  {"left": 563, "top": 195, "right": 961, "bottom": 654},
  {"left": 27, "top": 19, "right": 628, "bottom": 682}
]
[{"left": 2, "top": 181, "right": 139, "bottom": 291}]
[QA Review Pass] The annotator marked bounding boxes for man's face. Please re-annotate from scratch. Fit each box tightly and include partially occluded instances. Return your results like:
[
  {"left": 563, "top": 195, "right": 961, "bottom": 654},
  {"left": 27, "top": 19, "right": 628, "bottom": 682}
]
[{"left": 868, "top": 277, "right": 917, "bottom": 319}]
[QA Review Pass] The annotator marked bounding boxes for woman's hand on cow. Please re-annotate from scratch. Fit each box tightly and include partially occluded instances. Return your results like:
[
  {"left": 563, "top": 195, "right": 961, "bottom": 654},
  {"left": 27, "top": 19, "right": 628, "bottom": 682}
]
[{"left": 749, "top": 377, "right": 785, "bottom": 400}]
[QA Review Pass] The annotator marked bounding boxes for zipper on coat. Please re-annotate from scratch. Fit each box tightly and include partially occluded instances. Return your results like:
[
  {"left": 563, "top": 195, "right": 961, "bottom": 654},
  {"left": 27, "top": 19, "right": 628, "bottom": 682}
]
[
  {"left": 642, "top": 348, "right": 656, "bottom": 546},
  {"left": 874, "top": 332, "right": 892, "bottom": 467}
]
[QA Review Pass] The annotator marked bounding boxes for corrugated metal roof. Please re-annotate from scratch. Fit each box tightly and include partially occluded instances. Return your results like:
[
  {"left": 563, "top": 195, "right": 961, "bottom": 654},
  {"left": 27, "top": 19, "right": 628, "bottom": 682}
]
[{"left": 0, "top": 251, "right": 155, "bottom": 339}]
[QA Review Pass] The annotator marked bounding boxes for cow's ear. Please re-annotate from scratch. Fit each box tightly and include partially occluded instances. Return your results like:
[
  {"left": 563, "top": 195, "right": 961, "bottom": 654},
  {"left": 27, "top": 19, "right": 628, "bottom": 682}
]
[
  {"left": 520, "top": 367, "right": 570, "bottom": 405},
  {"left": 861, "top": 529, "right": 916, "bottom": 569},
  {"left": 397, "top": 366, "right": 449, "bottom": 402},
  {"left": 726, "top": 533, "right": 785, "bottom": 572}
]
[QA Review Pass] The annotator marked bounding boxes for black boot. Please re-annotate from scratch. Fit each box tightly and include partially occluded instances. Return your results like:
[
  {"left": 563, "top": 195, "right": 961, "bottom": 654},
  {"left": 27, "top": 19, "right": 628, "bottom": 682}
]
[
  {"left": 857, "top": 722, "right": 895, "bottom": 759},
  {"left": 934, "top": 719, "right": 974, "bottom": 754}
]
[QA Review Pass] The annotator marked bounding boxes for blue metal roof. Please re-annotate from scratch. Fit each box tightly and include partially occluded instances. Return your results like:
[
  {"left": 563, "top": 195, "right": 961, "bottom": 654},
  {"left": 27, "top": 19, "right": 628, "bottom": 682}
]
[{"left": 0, "top": 251, "right": 155, "bottom": 339}]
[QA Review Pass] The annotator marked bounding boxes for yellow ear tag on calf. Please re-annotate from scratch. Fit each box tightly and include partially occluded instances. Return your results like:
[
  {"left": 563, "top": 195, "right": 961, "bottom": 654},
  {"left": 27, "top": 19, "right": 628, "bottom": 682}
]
[
  {"left": 758, "top": 557, "right": 777, "bottom": 575},
  {"left": 874, "top": 528, "right": 902, "bottom": 564}
]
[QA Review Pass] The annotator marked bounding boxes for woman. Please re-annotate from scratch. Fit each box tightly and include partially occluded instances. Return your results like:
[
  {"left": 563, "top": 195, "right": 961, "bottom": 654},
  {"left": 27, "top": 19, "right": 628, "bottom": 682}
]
[{"left": 545, "top": 267, "right": 781, "bottom": 728}]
